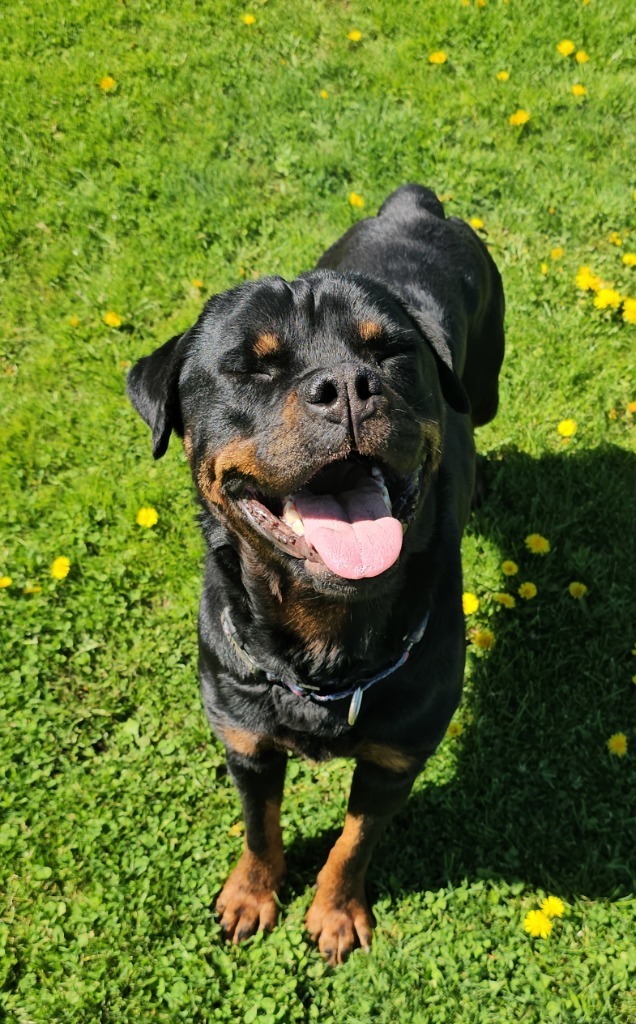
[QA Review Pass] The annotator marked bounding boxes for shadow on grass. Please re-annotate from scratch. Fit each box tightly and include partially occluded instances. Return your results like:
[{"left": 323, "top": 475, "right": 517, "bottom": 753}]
[{"left": 287, "top": 444, "right": 636, "bottom": 903}]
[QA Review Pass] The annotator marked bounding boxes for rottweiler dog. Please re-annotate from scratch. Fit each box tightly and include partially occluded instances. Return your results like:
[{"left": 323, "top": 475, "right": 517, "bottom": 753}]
[{"left": 127, "top": 184, "right": 505, "bottom": 965}]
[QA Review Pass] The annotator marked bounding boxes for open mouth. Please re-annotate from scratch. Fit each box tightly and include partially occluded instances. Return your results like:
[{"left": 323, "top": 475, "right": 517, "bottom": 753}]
[{"left": 235, "top": 456, "right": 426, "bottom": 580}]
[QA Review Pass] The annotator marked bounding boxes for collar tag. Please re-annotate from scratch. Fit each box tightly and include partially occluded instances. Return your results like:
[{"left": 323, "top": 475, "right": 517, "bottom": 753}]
[{"left": 348, "top": 687, "right": 364, "bottom": 726}]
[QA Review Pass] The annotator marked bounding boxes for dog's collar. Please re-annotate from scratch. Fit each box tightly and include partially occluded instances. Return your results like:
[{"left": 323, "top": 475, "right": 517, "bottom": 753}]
[{"left": 220, "top": 605, "right": 429, "bottom": 726}]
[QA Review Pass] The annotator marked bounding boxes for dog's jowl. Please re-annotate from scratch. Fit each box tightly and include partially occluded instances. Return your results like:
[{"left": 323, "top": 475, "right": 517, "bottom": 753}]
[{"left": 128, "top": 184, "right": 505, "bottom": 965}]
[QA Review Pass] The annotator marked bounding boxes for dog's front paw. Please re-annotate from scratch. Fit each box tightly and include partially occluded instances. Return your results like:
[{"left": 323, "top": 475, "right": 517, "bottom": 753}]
[
  {"left": 305, "top": 885, "right": 374, "bottom": 966},
  {"left": 216, "top": 851, "right": 285, "bottom": 943}
]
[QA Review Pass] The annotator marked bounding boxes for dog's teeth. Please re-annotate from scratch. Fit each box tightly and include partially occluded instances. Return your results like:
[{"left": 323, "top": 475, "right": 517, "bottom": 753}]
[{"left": 282, "top": 500, "right": 305, "bottom": 536}]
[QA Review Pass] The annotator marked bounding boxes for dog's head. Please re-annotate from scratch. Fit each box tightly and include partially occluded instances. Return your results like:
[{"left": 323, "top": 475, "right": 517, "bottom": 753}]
[{"left": 128, "top": 271, "right": 468, "bottom": 597}]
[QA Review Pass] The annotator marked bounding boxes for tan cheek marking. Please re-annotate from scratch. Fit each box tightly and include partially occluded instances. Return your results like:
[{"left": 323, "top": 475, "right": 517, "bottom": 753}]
[
  {"left": 196, "top": 438, "right": 262, "bottom": 506},
  {"left": 355, "top": 741, "right": 417, "bottom": 774},
  {"left": 253, "top": 332, "right": 280, "bottom": 358},
  {"left": 218, "top": 725, "right": 270, "bottom": 758},
  {"left": 358, "top": 319, "right": 383, "bottom": 342}
]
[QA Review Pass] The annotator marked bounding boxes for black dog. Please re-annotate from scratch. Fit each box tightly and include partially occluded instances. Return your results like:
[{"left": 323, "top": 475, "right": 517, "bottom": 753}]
[{"left": 128, "top": 184, "right": 505, "bottom": 965}]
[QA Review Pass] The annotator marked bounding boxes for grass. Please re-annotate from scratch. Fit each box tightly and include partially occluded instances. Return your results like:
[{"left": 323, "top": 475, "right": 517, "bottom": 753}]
[{"left": 1, "top": 1, "right": 635, "bottom": 1021}]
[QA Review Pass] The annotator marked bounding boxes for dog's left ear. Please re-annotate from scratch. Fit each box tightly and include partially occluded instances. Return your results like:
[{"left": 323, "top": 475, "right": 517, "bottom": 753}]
[
  {"left": 404, "top": 305, "right": 470, "bottom": 415},
  {"left": 127, "top": 331, "right": 191, "bottom": 459}
]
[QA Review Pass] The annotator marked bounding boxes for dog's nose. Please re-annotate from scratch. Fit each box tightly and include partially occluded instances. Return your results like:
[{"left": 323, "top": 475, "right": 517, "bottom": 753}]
[{"left": 300, "top": 363, "right": 384, "bottom": 438}]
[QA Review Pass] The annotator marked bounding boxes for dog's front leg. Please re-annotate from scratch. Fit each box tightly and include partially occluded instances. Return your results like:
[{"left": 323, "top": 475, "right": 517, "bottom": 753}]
[
  {"left": 216, "top": 744, "right": 287, "bottom": 943},
  {"left": 306, "top": 758, "right": 418, "bottom": 965}
]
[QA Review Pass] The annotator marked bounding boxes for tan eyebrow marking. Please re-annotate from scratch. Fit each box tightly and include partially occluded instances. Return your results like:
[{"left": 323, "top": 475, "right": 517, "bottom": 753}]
[
  {"left": 253, "top": 332, "right": 281, "bottom": 358},
  {"left": 358, "top": 319, "right": 383, "bottom": 341}
]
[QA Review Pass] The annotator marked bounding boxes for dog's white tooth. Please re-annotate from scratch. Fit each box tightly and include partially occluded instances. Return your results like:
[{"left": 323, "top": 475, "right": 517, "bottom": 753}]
[
  {"left": 291, "top": 519, "right": 305, "bottom": 536},
  {"left": 282, "top": 501, "right": 305, "bottom": 535}
]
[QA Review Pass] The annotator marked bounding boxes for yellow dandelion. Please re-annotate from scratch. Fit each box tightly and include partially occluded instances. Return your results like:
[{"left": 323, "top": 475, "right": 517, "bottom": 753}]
[
  {"left": 348, "top": 191, "right": 365, "bottom": 209},
  {"left": 571, "top": 84, "right": 587, "bottom": 97},
  {"left": 594, "top": 288, "right": 622, "bottom": 310},
  {"left": 469, "top": 217, "right": 484, "bottom": 230},
  {"left": 501, "top": 560, "right": 519, "bottom": 576},
  {"left": 609, "top": 231, "right": 623, "bottom": 246},
  {"left": 136, "top": 506, "right": 159, "bottom": 528},
  {"left": 541, "top": 896, "right": 565, "bottom": 919},
  {"left": 319, "top": 89, "right": 329, "bottom": 99},
  {"left": 622, "top": 298, "right": 636, "bottom": 324},
  {"left": 608, "top": 407, "right": 618, "bottom": 420},
  {"left": 472, "top": 628, "right": 495, "bottom": 651},
  {"left": 447, "top": 721, "right": 463, "bottom": 738},
  {"left": 192, "top": 278, "right": 204, "bottom": 289},
  {"left": 569, "top": 581, "right": 588, "bottom": 599},
  {"left": 51, "top": 556, "right": 71, "bottom": 580},
  {"left": 462, "top": 592, "right": 480, "bottom": 615},
  {"left": 518, "top": 582, "right": 537, "bottom": 600},
  {"left": 0, "top": 576, "right": 12, "bottom": 588},
  {"left": 496, "top": 70, "right": 510, "bottom": 82},
  {"left": 241, "top": 13, "right": 256, "bottom": 26},
  {"left": 99, "top": 75, "right": 116, "bottom": 92},
  {"left": 575, "top": 49, "right": 589, "bottom": 63},
  {"left": 622, "top": 253, "right": 636, "bottom": 267},
  {"left": 494, "top": 592, "right": 516, "bottom": 609},
  {"left": 104, "top": 311, "right": 123, "bottom": 328},
  {"left": 524, "top": 909, "right": 553, "bottom": 938},
  {"left": 509, "top": 109, "right": 530, "bottom": 127},
  {"left": 607, "top": 733, "right": 628, "bottom": 757},
  {"left": 575, "top": 265, "right": 603, "bottom": 291},
  {"left": 557, "top": 418, "right": 577, "bottom": 438},
  {"left": 68, "top": 315, "right": 80, "bottom": 328},
  {"left": 627, "top": 401, "right": 636, "bottom": 413},
  {"left": 429, "top": 51, "right": 448, "bottom": 65},
  {"left": 525, "top": 533, "right": 550, "bottom": 554},
  {"left": 551, "top": 246, "right": 564, "bottom": 260},
  {"left": 541, "top": 263, "right": 549, "bottom": 275},
  {"left": 347, "top": 29, "right": 363, "bottom": 43},
  {"left": 477, "top": 0, "right": 486, "bottom": 7},
  {"left": 557, "top": 39, "right": 576, "bottom": 58}
]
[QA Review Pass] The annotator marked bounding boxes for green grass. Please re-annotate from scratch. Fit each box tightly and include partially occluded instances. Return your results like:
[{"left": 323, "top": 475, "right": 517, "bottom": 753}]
[{"left": 1, "top": 1, "right": 635, "bottom": 1021}]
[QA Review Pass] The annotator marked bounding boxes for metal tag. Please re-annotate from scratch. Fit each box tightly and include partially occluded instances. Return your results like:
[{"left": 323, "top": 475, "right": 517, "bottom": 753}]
[{"left": 348, "top": 687, "right": 363, "bottom": 726}]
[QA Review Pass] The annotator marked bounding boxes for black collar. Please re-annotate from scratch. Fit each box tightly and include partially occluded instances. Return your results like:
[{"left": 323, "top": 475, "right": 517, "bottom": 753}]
[{"left": 220, "top": 606, "right": 430, "bottom": 726}]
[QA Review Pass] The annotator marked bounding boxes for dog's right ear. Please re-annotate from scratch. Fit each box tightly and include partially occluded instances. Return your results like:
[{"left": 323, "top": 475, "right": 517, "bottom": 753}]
[{"left": 127, "top": 331, "right": 190, "bottom": 459}]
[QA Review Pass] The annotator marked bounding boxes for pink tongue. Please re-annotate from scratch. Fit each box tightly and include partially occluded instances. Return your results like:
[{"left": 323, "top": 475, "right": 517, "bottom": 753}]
[{"left": 293, "top": 481, "right": 403, "bottom": 579}]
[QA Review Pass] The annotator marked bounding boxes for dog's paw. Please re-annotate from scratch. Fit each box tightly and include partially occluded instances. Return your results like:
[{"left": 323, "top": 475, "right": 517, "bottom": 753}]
[
  {"left": 305, "top": 888, "right": 374, "bottom": 966},
  {"left": 216, "top": 852, "right": 284, "bottom": 943}
]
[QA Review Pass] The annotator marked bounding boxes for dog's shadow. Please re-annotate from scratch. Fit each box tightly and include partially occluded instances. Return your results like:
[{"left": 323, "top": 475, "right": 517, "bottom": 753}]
[{"left": 286, "top": 443, "right": 636, "bottom": 903}]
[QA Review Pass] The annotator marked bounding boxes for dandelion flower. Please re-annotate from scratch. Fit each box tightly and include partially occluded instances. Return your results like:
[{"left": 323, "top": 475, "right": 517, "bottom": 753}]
[
  {"left": 472, "top": 628, "right": 495, "bottom": 650},
  {"left": 347, "top": 29, "right": 362, "bottom": 42},
  {"left": 575, "top": 50, "right": 589, "bottom": 63},
  {"left": 348, "top": 192, "right": 365, "bottom": 209},
  {"left": 462, "top": 592, "right": 480, "bottom": 615},
  {"left": 0, "top": 576, "right": 12, "bottom": 588},
  {"left": 501, "top": 560, "right": 519, "bottom": 576},
  {"left": 509, "top": 109, "right": 530, "bottom": 126},
  {"left": 68, "top": 315, "right": 80, "bottom": 328},
  {"left": 607, "top": 733, "right": 628, "bottom": 757},
  {"left": 557, "top": 39, "right": 576, "bottom": 57},
  {"left": 551, "top": 246, "right": 564, "bottom": 260},
  {"left": 51, "top": 556, "right": 71, "bottom": 580},
  {"left": 575, "top": 266, "right": 603, "bottom": 291},
  {"left": 609, "top": 231, "right": 623, "bottom": 246},
  {"left": 104, "top": 311, "right": 123, "bottom": 328},
  {"left": 518, "top": 581, "right": 537, "bottom": 600},
  {"left": 622, "top": 298, "right": 636, "bottom": 324},
  {"left": 571, "top": 84, "right": 587, "bottom": 97},
  {"left": 447, "top": 721, "right": 463, "bottom": 737},
  {"left": 319, "top": 89, "right": 329, "bottom": 99},
  {"left": 429, "top": 51, "right": 448, "bottom": 65},
  {"left": 593, "top": 288, "right": 621, "bottom": 310},
  {"left": 525, "top": 533, "right": 550, "bottom": 554},
  {"left": 192, "top": 279, "right": 204, "bottom": 288},
  {"left": 136, "top": 507, "right": 159, "bottom": 528},
  {"left": 557, "top": 419, "right": 577, "bottom": 438},
  {"left": 628, "top": 402, "right": 636, "bottom": 414},
  {"left": 569, "top": 581, "right": 588, "bottom": 599},
  {"left": 524, "top": 909, "right": 553, "bottom": 938},
  {"left": 622, "top": 253, "right": 636, "bottom": 267},
  {"left": 469, "top": 217, "right": 484, "bottom": 230},
  {"left": 541, "top": 896, "right": 565, "bottom": 918},
  {"left": 99, "top": 75, "right": 116, "bottom": 92},
  {"left": 241, "top": 13, "right": 256, "bottom": 26},
  {"left": 496, "top": 70, "right": 510, "bottom": 81},
  {"left": 494, "top": 592, "right": 516, "bottom": 609}
]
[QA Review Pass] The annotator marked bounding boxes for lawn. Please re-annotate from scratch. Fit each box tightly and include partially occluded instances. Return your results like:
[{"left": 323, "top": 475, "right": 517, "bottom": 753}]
[{"left": 1, "top": 1, "right": 635, "bottom": 1021}]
